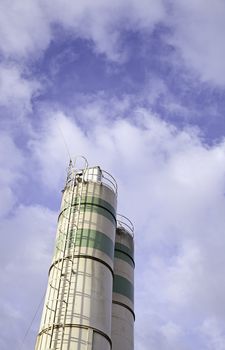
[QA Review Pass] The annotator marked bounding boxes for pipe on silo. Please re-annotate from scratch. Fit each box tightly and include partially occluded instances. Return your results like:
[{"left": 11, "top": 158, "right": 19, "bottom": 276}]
[{"left": 112, "top": 216, "right": 135, "bottom": 350}]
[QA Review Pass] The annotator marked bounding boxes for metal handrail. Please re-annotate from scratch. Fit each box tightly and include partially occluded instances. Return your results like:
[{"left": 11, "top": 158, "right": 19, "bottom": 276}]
[
  {"left": 116, "top": 214, "right": 134, "bottom": 238},
  {"left": 101, "top": 170, "right": 117, "bottom": 194},
  {"left": 72, "top": 155, "right": 89, "bottom": 171},
  {"left": 65, "top": 162, "right": 117, "bottom": 195}
]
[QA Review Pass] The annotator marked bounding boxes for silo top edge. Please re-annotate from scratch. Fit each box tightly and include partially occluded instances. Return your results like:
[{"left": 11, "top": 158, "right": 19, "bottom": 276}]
[
  {"left": 116, "top": 214, "right": 134, "bottom": 238},
  {"left": 66, "top": 164, "right": 118, "bottom": 195}
]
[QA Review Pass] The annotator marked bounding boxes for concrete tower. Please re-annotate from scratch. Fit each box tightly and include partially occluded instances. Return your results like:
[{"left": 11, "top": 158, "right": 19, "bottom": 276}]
[{"left": 35, "top": 159, "right": 134, "bottom": 350}]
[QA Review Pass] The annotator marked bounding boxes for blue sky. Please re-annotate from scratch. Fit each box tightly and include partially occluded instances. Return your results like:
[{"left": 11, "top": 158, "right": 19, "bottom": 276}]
[{"left": 1, "top": 1, "right": 225, "bottom": 349}]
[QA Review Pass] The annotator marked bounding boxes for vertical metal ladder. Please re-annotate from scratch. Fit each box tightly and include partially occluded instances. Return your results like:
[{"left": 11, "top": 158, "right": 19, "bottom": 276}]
[{"left": 41, "top": 157, "right": 88, "bottom": 350}]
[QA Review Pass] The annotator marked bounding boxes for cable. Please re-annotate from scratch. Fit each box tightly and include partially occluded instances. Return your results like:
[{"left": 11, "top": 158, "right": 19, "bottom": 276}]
[
  {"left": 19, "top": 292, "right": 45, "bottom": 350},
  {"left": 54, "top": 117, "right": 72, "bottom": 162}
]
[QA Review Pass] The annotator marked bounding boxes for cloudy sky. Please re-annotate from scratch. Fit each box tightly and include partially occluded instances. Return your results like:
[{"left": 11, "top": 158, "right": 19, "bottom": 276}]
[{"left": 1, "top": 1, "right": 225, "bottom": 349}]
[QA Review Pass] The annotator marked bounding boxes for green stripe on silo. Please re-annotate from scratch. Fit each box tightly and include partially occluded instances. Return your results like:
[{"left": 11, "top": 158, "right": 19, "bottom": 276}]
[
  {"left": 56, "top": 229, "right": 114, "bottom": 260},
  {"left": 72, "top": 204, "right": 116, "bottom": 225},
  {"left": 113, "top": 275, "right": 134, "bottom": 302},
  {"left": 73, "top": 196, "right": 116, "bottom": 218},
  {"left": 71, "top": 229, "right": 114, "bottom": 259},
  {"left": 115, "top": 242, "right": 134, "bottom": 259},
  {"left": 114, "top": 250, "right": 134, "bottom": 267},
  {"left": 59, "top": 196, "right": 116, "bottom": 224}
]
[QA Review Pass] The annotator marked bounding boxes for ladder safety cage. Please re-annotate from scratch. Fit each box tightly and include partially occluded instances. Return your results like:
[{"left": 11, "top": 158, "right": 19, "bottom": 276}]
[
  {"left": 40, "top": 156, "right": 89, "bottom": 350},
  {"left": 56, "top": 158, "right": 89, "bottom": 350}
]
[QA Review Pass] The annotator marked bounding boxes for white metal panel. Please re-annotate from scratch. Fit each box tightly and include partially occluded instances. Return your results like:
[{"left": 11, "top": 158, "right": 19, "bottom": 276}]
[{"left": 112, "top": 304, "right": 134, "bottom": 350}]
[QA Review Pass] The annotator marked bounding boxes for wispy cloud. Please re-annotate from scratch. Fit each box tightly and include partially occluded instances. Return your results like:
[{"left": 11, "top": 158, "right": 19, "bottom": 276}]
[
  {"left": 168, "top": 0, "right": 225, "bottom": 86},
  {"left": 0, "top": 63, "right": 40, "bottom": 112}
]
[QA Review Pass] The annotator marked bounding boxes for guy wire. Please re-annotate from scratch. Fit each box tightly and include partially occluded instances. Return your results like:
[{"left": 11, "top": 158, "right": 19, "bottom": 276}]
[
  {"left": 54, "top": 117, "right": 72, "bottom": 162},
  {"left": 19, "top": 292, "right": 46, "bottom": 350}
]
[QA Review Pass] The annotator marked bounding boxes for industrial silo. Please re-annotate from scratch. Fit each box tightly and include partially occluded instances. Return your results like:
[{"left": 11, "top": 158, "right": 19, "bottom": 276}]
[
  {"left": 35, "top": 159, "right": 117, "bottom": 350},
  {"left": 112, "top": 215, "right": 135, "bottom": 350}
]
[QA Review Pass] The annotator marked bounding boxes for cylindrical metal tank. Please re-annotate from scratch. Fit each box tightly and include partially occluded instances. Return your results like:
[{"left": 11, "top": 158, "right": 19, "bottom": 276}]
[
  {"left": 111, "top": 215, "right": 135, "bottom": 350},
  {"left": 35, "top": 163, "right": 117, "bottom": 350}
]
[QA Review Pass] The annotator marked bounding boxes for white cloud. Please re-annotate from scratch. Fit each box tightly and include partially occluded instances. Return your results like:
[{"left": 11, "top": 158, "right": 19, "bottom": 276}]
[
  {"left": 0, "top": 0, "right": 51, "bottom": 58},
  {"left": 0, "top": 131, "right": 56, "bottom": 349},
  {"left": 29, "top": 112, "right": 90, "bottom": 190},
  {"left": 0, "top": 64, "right": 40, "bottom": 112},
  {"left": 44, "top": 0, "right": 166, "bottom": 61},
  {"left": 1, "top": 0, "right": 225, "bottom": 87},
  {"left": 200, "top": 318, "right": 225, "bottom": 350},
  {"left": 0, "top": 0, "right": 166, "bottom": 61},
  {"left": 0, "top": 132, "right": 25, "bottom": 218},
  {"left": 1, "top": 0, "right": 225, "bottom": 86},
  {"left": 0, "top": 204, "right": 56, "bottom": 350},
  {"left": 168, "top": 0, "right": 225, "bottom": 85}
]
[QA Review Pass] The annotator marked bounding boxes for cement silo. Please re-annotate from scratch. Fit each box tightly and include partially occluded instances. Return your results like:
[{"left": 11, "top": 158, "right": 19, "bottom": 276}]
[
  {"left": 35, "top": 159, "right": 117, "bottom": 350},
  {"left": 112, "top": 215, "right": 135, "bottom": 350}
]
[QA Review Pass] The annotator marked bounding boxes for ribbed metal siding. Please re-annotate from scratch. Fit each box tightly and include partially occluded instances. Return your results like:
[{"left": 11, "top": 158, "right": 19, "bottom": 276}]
[
  {"left": 112, "top": 226, "right": 135, "bottom": 350},
  {"left": 35, "top": 167, "right": 117, "bottom": 350}
]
